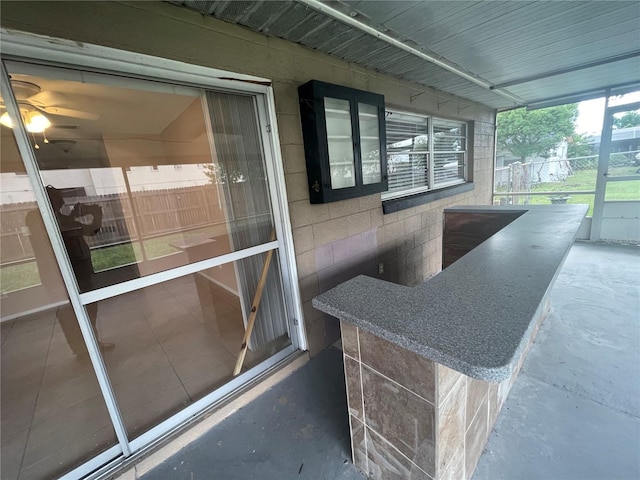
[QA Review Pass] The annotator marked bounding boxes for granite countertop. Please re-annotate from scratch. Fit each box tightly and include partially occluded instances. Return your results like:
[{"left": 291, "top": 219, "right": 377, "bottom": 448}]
[{"left": 313, "top": 204, "right": 588, "bottom": 382}]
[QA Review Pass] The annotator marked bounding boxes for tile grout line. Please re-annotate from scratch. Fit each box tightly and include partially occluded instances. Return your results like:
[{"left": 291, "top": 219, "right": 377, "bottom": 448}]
[
  {"left": 356, "top": 326, "right": 369, "bottom": 477},
  {"left": 18, "top": 321, "right": 58, "bottom": 478},
  {"left": 365, "top": 423, "right": 435, "bottom": 480},
  {"left": 360, "top": 361, "right": 436, "bottom": 407},
  {"left": 465, "top": 392, "right": 489, "bottom": 436}
]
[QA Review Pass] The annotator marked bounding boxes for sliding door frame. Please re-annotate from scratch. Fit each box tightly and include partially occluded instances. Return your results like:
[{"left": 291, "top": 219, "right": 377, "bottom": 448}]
[{"left": 1, "top": 28, "right": 306, "bottom": 480}]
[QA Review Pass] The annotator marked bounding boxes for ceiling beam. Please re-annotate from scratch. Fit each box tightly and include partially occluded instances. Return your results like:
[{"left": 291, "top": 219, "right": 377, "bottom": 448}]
[
  {"left": 493, "top": 51, "right": 640, "bottom": 89},
  {"left": 297, "top": 0, "right": 525, "bottom": 107}
]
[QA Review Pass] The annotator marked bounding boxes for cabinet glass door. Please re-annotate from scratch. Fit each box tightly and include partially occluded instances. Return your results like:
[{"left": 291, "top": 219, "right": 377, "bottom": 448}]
[
  {"left": 358, "top": 103, "right": 382, "bottom": 185},
  {"left": 324, "top": 98, "right": 355, "bottom": 189}
]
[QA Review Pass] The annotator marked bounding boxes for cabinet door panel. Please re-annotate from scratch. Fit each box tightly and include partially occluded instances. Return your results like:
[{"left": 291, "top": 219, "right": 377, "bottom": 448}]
[
  {"left": 325, "top": 98, "right": 356, "bottom": 189},
  {"left": 358, "top": 103, "right": 382, "bottom": 185}
]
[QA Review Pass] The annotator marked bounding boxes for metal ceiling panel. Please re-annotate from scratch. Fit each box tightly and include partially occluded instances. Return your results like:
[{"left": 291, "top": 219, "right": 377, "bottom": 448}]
[
  {"left": 511, "top": 58, "right": 640, "bottom": 102},
  {"left": 229, "top": 1, "right": 293, "bottom": 32},
  {"left": 346, "top": 1, "right": 418, "bottom": 25},
  {"left": 181, "top": 0, "right": 215, "bottom": 15},
  {"left": 260, "top": 3, "right": 317, "bottom": 37},
  {"left": 171, "top": 0, "right": 640, "bottom": 110},
  {"left": 212, "top": 1, "right": 264, "bottom": 22}
]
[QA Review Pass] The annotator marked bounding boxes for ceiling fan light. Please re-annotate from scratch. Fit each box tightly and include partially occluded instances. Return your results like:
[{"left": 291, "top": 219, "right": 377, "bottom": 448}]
[
  {"left": 25, "top": 111, "right": 50, "bottom": 133},
  {"left": 0, "top": 111, "right": 14, "bottom": 129},
  {"left": 25, "top": 110, "right": 51, "bottom": 133}
]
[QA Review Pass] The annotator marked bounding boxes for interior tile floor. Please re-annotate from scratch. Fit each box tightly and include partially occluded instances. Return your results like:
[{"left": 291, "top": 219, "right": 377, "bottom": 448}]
[
  {"left": 139, "top": 241, "right": 639, "bottom": 480},
  {"left": 1, "top": 274, "right": 289, "bottom": 480}
]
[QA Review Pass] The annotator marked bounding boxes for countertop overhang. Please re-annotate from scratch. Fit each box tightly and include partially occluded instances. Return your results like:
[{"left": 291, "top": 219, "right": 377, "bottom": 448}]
[{"left": 313, "top": 204, "right": 589, "bottom": 382}]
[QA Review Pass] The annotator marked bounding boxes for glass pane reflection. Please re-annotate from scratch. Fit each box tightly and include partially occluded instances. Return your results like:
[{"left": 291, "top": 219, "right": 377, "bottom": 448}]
[
  {"left": 1, "top": 121, "right": 117, "bottom": 480},
  {"left": 96, "top": 257, "right": 290, "bottom": 438},
  {"left": 5, "top": 61, "right": 275, "bottom": 293}
]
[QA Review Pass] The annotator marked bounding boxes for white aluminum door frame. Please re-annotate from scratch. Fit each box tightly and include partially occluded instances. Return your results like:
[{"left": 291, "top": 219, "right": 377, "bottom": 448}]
[
  {"left": 590, "top": 100, "right": 640, "bottom": 241},
  {"left": 1, "top": 28, "right": 307, "bottom": 479}
]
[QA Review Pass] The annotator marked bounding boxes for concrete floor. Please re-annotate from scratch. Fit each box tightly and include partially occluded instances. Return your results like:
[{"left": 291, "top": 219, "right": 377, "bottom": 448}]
[
  {"left": 140, "top": 346, "right": 365, "bottom": 480},
  {"left": 140, "top": 241, "right": 639, "bottom": 480},
  {"left": 473, "top": 241, "right": 640, "bottom": 480}
]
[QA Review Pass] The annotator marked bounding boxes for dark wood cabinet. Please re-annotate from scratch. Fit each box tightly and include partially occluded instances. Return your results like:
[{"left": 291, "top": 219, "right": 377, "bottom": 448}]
[{"left": 298, "top": 80, "right": 387, "bottom": 203}]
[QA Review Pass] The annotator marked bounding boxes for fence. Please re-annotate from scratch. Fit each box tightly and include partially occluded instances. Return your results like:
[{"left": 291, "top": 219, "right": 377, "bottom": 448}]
[
  {"left": 493, "top": 150, "right": 640, "bottom": 209},
  {"left": 0, "top": 185, "right": 223, "bottom": 265}
]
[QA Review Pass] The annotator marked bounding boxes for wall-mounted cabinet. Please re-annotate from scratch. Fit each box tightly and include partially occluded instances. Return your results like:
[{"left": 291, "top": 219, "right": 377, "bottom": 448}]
[{"left": 298, "top": 80, "right": 387, "bottom": 203}]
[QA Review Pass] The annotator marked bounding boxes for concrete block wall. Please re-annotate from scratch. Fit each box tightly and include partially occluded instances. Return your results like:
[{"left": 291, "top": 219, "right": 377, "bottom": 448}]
[{"left": 1, "top": 1, "right": 497, "bottom": 356}]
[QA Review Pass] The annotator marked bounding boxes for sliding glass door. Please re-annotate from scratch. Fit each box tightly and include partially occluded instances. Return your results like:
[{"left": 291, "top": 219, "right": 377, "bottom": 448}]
[{"left": 1, "top": 58, "right": 300, "bottom": 480}]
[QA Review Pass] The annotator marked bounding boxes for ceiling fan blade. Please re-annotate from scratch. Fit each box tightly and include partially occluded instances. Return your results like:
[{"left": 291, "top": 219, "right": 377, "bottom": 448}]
[
  {"left": 28, "top": 90, "right": 70, "bottom": 106},
  {"left": 37, "top": 105, "right": 99, "bottom": 120}
]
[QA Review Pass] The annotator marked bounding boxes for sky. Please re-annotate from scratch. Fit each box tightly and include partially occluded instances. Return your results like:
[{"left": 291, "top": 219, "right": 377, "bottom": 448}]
[{"left": 576, "top": 91, "right": 640, "bottom": 136}]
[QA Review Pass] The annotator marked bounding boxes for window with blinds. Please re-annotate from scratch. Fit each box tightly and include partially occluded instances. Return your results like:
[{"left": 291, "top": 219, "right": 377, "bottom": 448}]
[{"left": 384, "top": 110, "right": 467, "bottom": 199}]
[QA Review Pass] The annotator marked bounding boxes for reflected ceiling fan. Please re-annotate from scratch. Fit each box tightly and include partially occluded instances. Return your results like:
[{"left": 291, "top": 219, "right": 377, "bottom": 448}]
[{"left": 0, "top": 79, "right": 99, "bottom": 133}]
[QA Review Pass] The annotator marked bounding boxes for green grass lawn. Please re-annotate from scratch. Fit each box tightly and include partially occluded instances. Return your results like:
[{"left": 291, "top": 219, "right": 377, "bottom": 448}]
[
  {"left": 496, "top": 166, "right": 639, "bottom": 216},
  {"left": 1, "top": 225, "right": 221, "bottom": 294},
  {"left": 0, "top": 261, "right": 40, "bottom": 294}
]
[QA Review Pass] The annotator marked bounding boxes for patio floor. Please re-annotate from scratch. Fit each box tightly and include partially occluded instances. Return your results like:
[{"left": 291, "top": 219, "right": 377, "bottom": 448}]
[{"left": 139, "top": 241, "right": 640, "bottom": 480}]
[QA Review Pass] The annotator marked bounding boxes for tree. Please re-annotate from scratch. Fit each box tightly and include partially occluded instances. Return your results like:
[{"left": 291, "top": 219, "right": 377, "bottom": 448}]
[
  {"left": 613, "top": 111, "right": 640, "bottom": 129},
  {"left": 497, "top": 104, "right": 579, "bottom": 161},
  {"left": 566, "top": 133, "right": 594, "bottom": 159}
]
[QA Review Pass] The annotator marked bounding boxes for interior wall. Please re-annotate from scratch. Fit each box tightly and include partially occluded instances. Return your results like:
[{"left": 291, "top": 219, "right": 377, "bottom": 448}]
[{"left": 1, "top": 1, "right": 497, "bottom": 355}]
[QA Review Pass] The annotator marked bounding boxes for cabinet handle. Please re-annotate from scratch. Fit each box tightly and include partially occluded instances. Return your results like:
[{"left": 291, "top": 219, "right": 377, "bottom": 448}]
[{"left": 312, "top": 180, "right": 321, "bottom": 193}]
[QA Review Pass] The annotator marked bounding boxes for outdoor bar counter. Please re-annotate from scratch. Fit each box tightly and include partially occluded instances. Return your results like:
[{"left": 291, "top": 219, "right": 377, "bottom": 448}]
[{"left": 313, "top": 205, "right": 588, "bottom": 480}]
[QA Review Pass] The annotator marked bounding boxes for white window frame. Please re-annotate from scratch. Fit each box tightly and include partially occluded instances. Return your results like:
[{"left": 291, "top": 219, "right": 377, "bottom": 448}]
[
  {"left": 382, "top": 108, "right": 469, "bottom": 201},
  {"left": 1, "top": 28, "right": 307, "bottom": 480}
]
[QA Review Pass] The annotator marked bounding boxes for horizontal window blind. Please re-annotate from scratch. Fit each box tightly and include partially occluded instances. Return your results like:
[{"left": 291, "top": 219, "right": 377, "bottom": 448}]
[
  {"left": 433, "top": 119, "right": 466, "bottom": 187},
  {"left": 385, "top": 111, "right": 430, "bottom": 194},
  {"left": 385, "top": 110, "right": 467, "bottom": 198}
]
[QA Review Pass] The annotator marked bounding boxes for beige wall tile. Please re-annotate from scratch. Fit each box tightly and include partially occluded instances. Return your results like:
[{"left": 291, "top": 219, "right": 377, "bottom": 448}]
[
  {"left": 437, "top": 375, "right": 466, "bottom": 475},
  {"left": 359, "top": 329, "right": 436, "bottom": 403},
  {"left": 487, "top": 382, "right": 500, "bottom": 432},
  {"left": 366, "top": 427, "right": 433, "bottom": 480},
  {"left": 344, "top": 355, "right": 363, "bottom": 421},
  {"left": 465, "top": 395, "right": 488, "bottom": 479},
  {"left": 466, "top": 377, "right": 489, "bottom": 431},
  {"left": 362, "top": 365, "right": 436, "bottom": 476},
  {"left": 340, "top": 321, "right": 359, "bottom": 360},
  {"left": 439, "top": 444, "right": 464, "bottom": 480},
  {"left": 350, "top": 416, "right": 367, "bottom": 474},
  {"left": 437, "top": 365, "right": 463, "bottom": 404}
]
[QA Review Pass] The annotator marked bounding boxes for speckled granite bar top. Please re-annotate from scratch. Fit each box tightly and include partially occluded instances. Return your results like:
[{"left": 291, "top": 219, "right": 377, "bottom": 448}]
[{"left": 313, "top": 205, "right": 588, "bottom": 382}]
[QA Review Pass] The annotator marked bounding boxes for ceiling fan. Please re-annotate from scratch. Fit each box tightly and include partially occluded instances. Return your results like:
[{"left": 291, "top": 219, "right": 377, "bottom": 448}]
[{"left": 1, "top": 79, "right": 99, "bottom": 127}]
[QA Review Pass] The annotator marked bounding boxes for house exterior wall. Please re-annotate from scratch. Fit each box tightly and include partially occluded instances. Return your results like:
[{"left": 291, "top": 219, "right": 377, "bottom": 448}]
[{"left": 1, "top": 1, "right": 496, "bottom": 356}]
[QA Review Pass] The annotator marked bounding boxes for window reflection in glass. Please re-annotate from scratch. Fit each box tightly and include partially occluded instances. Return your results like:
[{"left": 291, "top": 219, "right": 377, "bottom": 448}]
[
  {"left": 1, "top": 115, "right": 117, "bottom": 480},
  {"left": 5, "top": 62, "right": 275, "bottom": 293},
  {"left": 358, "top": 103, "right": 381, "bottom": 185},
  {"left": 96, "top": 254, "right": 290, "bottom": 438},
  {"left": 324, "top": 97, "right": 356, "bottom": 189},
  {"left": 2, "top": 63, "right": 293, "bottom": 451}
]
